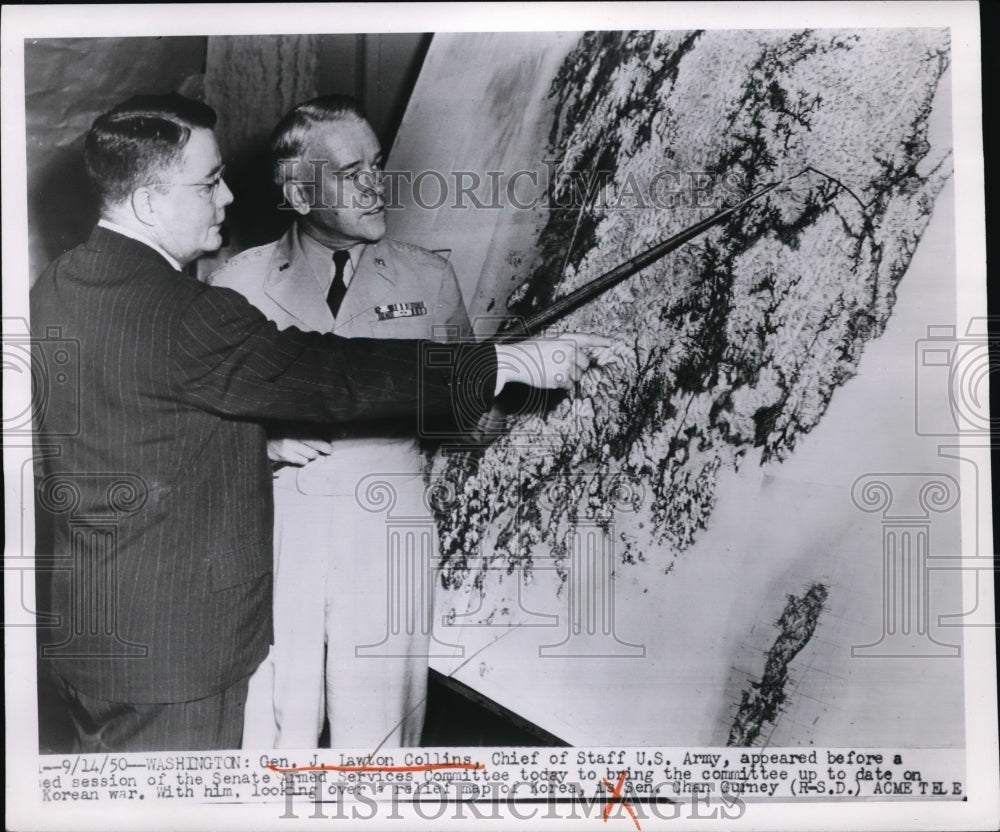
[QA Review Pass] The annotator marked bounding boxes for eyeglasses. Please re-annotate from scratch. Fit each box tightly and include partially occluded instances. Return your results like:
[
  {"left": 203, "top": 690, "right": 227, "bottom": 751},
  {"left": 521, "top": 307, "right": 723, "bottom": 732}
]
[{"left": 149, "top": 166, "right": 226, "bottom": 200}]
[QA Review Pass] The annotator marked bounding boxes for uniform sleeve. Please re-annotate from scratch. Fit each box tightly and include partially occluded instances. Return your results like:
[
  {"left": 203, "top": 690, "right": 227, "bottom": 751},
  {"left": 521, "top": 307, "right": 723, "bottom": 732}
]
[{"left": 169, "top": 283, "right": 497, "bottom": 428}]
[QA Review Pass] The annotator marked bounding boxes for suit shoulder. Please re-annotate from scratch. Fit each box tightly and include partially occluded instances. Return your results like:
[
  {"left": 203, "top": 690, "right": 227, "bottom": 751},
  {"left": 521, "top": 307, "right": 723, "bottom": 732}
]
[
  {"left": 384, "top": 238, "right": 451, "bottom": 271},
  {"left": 207, "top": 242, "right": 277, "bottom": 288}
]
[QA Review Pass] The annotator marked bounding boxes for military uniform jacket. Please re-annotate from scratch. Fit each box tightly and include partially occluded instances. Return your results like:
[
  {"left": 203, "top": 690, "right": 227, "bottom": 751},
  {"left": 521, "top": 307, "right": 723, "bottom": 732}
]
[
  {"left": 209, "top": 227, "right": 473, "bottom": 484},
  {"left": 208, "top": 227, "right": 471, "bottom": 340},
  {"left": 30, "top": 226, "right": 495, "bottom": 703}
]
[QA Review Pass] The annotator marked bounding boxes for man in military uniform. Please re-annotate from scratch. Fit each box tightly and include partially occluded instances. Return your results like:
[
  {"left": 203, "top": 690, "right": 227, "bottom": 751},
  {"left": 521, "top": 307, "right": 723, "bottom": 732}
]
[{"left": 210, "top": 95, "right": 470, "bottom": 748}]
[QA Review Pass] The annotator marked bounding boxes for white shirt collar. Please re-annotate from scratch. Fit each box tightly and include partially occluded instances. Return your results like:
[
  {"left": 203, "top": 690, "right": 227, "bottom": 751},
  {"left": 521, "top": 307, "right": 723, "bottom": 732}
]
[{"left": 97, "top": 218, "right": 183, "bottom": 272}]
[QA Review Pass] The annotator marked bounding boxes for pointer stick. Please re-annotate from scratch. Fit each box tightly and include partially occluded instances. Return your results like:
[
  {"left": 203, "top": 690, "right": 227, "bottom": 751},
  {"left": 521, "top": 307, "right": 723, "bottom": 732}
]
[{"left": 493, "top": 166, "right": 862, "bottom": 342}]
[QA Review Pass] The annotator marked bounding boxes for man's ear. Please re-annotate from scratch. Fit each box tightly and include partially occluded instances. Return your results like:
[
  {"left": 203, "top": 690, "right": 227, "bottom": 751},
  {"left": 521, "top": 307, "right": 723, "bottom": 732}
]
[
  {"left": 130, "top": 187, "right": 158, "bottom": 227},
  {"left": 282, "top": 181, "right": 313, "bottom": 216}
]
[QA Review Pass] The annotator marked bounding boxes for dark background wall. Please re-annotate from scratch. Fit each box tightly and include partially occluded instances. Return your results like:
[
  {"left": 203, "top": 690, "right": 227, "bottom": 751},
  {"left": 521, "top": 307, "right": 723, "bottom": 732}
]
[
  {"left": 24, "top": 34, "right": 430, "bottom": 283},
  {"left": 24, "top": 37, "right": 207, "bottom": 282}
]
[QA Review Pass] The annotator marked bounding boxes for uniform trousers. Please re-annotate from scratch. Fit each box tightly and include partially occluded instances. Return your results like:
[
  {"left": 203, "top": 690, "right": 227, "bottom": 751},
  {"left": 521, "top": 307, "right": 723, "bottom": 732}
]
[{"left": 242, "top": 439, "right": 432, "bottom": 749}]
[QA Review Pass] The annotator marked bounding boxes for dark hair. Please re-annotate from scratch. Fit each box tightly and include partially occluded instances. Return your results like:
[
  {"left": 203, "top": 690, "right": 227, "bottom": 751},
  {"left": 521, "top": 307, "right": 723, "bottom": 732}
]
[
  {"left": 269, "top": 94, "right": 367, "bottom": 184},
  {"left": 84, "top": 92, "right": 217, "bottom": 208}
]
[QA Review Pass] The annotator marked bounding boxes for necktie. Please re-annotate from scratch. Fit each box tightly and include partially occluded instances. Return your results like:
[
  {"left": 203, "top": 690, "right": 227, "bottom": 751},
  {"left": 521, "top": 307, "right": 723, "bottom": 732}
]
[{"left": 327, "top": 250, "right": 350, "bottom": 317}]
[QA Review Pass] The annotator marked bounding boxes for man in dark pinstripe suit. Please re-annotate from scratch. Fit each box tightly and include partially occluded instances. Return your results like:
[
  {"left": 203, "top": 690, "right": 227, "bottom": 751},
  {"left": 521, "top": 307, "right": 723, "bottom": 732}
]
[{"left": 30, "top": 93, "right": 610, "bottom": 752}]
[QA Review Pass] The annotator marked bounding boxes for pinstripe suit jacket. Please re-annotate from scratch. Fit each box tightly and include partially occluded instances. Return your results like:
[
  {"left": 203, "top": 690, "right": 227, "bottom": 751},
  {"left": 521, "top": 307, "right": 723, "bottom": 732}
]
[{"left": 30, "top": 226, "right": 494, "bottom": 703}]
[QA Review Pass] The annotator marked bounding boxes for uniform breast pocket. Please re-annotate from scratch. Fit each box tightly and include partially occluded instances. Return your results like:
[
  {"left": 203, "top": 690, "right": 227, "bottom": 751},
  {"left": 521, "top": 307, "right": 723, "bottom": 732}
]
[{"left": 367, "top": 309, "right": 433, "bottom": 339}]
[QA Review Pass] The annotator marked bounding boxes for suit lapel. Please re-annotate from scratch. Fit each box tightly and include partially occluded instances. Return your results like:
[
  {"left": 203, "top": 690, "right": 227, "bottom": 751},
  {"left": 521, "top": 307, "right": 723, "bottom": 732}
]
[{"left": 263, "top": 227, "right": 335, "bottom": 332}]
